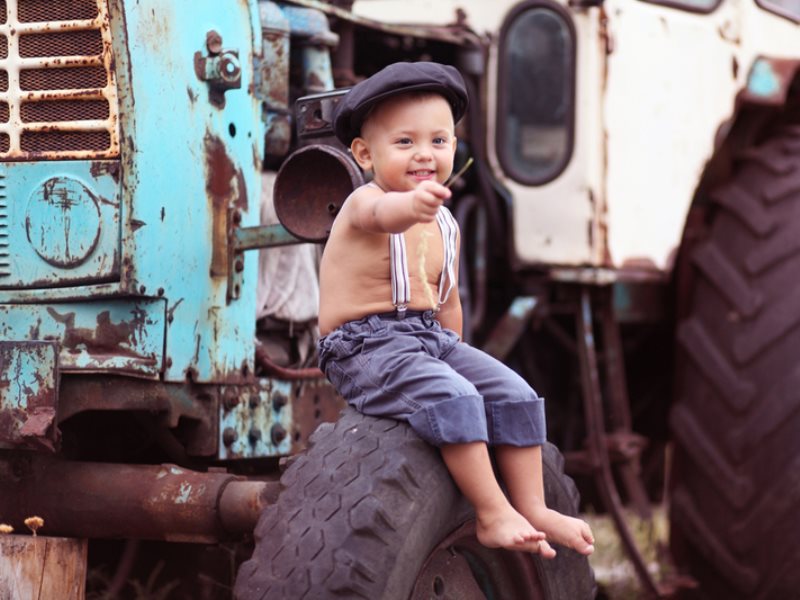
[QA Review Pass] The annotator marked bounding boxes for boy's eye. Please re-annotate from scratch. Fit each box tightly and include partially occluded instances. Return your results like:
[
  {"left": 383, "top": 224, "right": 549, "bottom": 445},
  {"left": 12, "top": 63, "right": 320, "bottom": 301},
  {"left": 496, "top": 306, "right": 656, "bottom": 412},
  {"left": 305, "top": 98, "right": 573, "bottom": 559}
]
[
  {"left": 396, "top": 137, "right": 413, "bottom": 145},
  {"left": 433, "top": 137, "right": 447, "bottom": 145}
]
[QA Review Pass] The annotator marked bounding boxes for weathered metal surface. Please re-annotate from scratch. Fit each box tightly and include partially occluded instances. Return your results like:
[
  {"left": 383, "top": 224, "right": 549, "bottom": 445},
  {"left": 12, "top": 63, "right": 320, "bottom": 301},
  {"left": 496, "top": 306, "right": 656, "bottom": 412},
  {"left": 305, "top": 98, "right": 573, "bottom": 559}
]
[
  {"left": 0, "top": 160, "right": 120, "bottom": 289},
  {"left": 288, "top": 0, "right": 480, "bottom": 45},
  {"left": 0, "top": 454, "right": 278, "bottom": 542},
  {"left": 257, "top": 2, "right": 291, "bottom": 161},
  {"left": 0, "top": 341, "right": 58, "bottom": 450},
  {"left": 289, "top": 377, "right": 345, "bottom": 454},
  {"left": 233, "top": 222, "right": 301, "bottom": 251},
  {"left": 193, "top": 30, "right": 243, "bottom": 109},
  {"left": 57, "top": 376, "right": 218, "bottom": 457},
  {"left": 0, "top": 299, "right": 165, "bottom": 376},
  {"left": 294, "top": 88, "right": 348, "bottom": 146},
  {"left": 0, "top": 0, "right": 120, "bottom": 161},
  {"left": 112, "top": 0, "right": 262, "bottom": 383},
  {"left": 273, "top": 144, "right": 364, "bottom": 242},
  {"left": 218, "top": 378, "right": 294, "bottom": 459},
  {"left": 282, "top": 5, "right": 337, "bottom": 94}
]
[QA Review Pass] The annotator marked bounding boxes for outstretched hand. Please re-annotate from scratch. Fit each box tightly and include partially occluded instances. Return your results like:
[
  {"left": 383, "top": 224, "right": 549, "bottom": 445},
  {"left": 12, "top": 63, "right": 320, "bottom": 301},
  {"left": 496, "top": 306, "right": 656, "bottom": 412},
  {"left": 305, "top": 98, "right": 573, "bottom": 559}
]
[{"left": 411, "top": 180, "right": 451, "bottom": 223}]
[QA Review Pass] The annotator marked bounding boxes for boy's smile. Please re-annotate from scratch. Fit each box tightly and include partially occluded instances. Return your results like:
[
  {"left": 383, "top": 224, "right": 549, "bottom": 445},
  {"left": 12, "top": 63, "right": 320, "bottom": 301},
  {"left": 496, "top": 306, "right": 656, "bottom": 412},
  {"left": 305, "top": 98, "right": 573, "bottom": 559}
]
[{"left": 351, "top": 93, "right": 457, "bottom": 192}]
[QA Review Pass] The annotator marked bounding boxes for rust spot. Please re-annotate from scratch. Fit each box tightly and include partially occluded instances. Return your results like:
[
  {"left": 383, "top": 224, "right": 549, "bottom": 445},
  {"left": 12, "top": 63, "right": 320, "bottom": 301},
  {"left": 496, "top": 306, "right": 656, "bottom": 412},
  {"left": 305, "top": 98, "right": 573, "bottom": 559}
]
[
  {"left": 46, "top": 307, "right": 146, "bottom": 357},
  {"left": 90, "top": 160, "right": 120, "bottom": 182},
  {"left": 130, "top": 219, "right": 146, "bottom": 231}
]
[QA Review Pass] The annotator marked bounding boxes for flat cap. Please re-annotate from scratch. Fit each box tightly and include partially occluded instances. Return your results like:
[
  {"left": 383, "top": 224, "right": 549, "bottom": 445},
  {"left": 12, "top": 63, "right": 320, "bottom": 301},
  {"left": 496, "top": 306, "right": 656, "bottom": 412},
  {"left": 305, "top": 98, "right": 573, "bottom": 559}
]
[{"left": 333, "top": 61, "right": 469, "bottom": 146}]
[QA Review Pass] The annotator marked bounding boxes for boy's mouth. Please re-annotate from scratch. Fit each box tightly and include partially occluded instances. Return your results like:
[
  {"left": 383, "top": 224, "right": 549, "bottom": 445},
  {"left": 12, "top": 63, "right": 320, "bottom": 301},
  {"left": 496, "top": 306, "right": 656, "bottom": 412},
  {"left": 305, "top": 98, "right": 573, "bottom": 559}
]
[{"left": 409, "top": 169, "right": 435, "bottom": 178}]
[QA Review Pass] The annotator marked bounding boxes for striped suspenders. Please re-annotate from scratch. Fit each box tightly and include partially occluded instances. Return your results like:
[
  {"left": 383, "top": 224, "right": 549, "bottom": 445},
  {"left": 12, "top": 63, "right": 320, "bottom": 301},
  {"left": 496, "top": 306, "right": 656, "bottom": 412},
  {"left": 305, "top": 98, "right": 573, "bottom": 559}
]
[{"left": 390, "top": 206, "right": 458, "bottom": 314}]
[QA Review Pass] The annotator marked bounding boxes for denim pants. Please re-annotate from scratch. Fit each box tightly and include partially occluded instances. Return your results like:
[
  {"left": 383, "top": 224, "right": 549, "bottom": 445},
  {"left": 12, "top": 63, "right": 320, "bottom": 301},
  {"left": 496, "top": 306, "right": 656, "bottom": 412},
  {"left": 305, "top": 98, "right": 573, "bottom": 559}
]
[{"left": 317, "top": 311, "right": 546, "bottom": 447}]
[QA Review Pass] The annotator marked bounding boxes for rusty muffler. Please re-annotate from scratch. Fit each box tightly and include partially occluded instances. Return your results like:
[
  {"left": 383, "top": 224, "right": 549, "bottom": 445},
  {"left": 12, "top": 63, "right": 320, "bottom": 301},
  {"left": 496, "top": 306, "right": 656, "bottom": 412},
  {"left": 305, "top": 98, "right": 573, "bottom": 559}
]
[{"left": 0, "top": 454, "right": 279, "bottom": 543}]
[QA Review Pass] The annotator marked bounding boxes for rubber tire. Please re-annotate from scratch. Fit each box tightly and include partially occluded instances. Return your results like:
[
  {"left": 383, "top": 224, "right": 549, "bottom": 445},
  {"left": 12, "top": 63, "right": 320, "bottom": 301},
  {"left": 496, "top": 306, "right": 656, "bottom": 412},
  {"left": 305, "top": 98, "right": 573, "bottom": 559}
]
[
  {"left": 234, "top": 407, "right": 594, "bottom": 600},
  {"left": 670, "top": 125, "right": 800, "bottom": 598}
]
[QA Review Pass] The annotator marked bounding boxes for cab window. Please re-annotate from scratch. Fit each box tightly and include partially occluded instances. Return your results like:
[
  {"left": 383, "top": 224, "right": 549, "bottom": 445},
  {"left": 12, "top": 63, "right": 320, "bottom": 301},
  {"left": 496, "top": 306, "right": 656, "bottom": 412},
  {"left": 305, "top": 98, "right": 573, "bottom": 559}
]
[{"left": 497, "top": 1, "right": 576, "bottom": 185}]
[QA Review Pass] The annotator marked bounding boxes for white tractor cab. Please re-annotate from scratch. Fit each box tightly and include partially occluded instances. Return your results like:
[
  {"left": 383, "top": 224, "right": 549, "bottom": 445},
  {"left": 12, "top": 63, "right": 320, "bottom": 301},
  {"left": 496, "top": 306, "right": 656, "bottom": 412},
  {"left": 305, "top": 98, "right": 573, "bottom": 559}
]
[{"left": 252, "top": 0, "right": 800, "bottom": 597}]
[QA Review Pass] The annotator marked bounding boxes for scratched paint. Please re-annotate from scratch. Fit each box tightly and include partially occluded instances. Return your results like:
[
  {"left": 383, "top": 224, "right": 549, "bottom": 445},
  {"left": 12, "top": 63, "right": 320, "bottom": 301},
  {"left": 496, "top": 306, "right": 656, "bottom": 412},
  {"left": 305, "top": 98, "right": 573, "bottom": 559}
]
[
  {"left": 0, "top": 341, "right": 58, "bottom": 450},
  {"left": 0, "top": 160, "right": 120, "bottom": 288},
  {"left": 0, "top": 299, "right": 165, "bottom": 375}
]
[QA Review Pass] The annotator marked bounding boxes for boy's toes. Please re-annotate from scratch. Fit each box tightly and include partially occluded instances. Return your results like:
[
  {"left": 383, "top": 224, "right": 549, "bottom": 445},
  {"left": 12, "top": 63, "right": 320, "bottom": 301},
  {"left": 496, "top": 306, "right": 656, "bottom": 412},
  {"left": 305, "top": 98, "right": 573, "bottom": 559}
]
[{"left": 538, "top": 540, "right": 557, "bottom": 559}]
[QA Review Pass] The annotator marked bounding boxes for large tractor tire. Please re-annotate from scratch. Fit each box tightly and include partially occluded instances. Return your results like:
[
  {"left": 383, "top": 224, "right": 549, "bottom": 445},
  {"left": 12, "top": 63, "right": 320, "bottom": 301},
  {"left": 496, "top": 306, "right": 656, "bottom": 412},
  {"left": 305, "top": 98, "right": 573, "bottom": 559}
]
[
  {"left": 234, "top": 407, "right": 594, "bottom": 600},
  {"left": 670, "top": 125, "right": 800, "bottom": 598}
]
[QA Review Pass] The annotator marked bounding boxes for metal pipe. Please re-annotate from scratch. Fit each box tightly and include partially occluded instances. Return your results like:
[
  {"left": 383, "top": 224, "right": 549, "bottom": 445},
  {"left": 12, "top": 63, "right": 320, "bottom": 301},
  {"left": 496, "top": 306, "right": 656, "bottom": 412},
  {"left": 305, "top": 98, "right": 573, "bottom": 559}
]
[
  {"left": 0, "top": 455, "right": 278, "bottom": 543},
  {"left": 255, "top": 344, "right": 323, "bottom": 380}
]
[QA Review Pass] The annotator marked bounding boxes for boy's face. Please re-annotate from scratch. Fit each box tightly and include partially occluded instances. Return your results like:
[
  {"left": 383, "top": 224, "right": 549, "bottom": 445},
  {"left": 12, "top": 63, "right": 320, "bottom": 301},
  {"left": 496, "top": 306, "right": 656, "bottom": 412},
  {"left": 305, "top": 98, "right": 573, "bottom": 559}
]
[{"left": 351, "top": 94, "right": 457, "bottom": 192}]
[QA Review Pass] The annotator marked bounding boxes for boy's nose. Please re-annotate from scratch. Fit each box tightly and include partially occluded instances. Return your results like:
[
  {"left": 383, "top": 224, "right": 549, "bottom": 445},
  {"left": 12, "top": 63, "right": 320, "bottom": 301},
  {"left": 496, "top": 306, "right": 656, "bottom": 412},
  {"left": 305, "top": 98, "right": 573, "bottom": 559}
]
[{"left": 414, "top": 146, "right": 433, "bottom": 161}]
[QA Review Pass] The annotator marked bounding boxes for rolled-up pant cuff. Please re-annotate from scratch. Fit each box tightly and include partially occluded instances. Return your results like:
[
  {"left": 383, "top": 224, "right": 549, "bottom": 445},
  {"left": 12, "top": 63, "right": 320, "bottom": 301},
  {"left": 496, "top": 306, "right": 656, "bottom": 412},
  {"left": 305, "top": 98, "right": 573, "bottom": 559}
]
[
  {"left": 488, "top": 398, "right": 546, "bottom": 446},
  {"left": 407, "top": 395, "right": 488, "bottom": 447}
]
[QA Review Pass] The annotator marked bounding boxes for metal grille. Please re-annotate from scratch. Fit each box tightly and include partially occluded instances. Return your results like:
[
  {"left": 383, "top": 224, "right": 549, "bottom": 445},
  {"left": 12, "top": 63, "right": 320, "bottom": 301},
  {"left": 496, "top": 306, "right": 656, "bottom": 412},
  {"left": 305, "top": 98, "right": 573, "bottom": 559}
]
[
  {"left": 20, "top": 66, "right": 107, "bottom": 90},
  {"left": 21, "top": 99, "right": 108, "bottom": 122},
  {"left": 0, "top": 0, "right": 119, "bottom": 159},
  {"left": 19, "top": 30, "right": 103, "bottom": 58},
  {"left": 18, "top": 0, "right": 98, "bottom": 23},
  {"left": 21, "top": 130, "right": 109, "bottom": 152}
]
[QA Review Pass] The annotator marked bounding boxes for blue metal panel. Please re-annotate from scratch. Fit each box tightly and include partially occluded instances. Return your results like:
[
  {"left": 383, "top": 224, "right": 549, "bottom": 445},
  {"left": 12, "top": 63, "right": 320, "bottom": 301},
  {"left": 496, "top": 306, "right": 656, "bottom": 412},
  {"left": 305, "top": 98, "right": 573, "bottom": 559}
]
[
  {"left": 0, "top": 300, "right": 165, "bottom": 376},
  {"left": 0, "top": 161, "right": 120, "bottom": 289},
  {"left": 114, "top": 1, "right": 265, "bottom": 383},
  {"left": 0, "top": 341, "right": 58, "bottom": 450}
]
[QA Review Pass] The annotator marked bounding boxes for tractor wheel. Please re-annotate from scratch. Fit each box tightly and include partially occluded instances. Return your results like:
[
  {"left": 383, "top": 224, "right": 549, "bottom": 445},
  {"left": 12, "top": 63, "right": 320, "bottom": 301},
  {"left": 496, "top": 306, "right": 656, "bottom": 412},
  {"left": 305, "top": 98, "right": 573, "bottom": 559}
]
[
  {"left": 670, "top": 125, "right": 800, "bottom": 598},
  {"left": 234, "top": 407, "right": 594, "bottom": 600}
]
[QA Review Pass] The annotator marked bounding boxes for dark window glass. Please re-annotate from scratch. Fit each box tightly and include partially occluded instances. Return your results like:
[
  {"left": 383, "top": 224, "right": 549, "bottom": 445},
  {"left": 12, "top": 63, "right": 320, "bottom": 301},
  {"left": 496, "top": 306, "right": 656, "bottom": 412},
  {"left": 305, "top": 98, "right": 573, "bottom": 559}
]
[{"left": 498, "top": 3, "right": 575, "bottom": 185}]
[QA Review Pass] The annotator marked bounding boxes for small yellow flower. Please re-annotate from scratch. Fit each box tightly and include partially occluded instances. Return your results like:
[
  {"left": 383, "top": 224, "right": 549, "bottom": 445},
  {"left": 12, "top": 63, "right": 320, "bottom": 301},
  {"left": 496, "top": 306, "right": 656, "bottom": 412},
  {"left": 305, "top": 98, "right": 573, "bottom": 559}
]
[
  {"left": 24, "top": 516, "right": 44, "bottom": 536},
  {"left": 0, "top": 524, "right": 13, "bottom": 534}
]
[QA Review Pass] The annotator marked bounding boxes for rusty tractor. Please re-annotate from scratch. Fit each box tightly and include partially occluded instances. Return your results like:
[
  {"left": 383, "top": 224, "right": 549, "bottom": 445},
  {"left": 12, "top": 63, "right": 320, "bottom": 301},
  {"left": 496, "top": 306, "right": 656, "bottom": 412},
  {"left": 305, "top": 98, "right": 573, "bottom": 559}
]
[{"left": 1, "top": 0, "right": 799, "bottom": 599}]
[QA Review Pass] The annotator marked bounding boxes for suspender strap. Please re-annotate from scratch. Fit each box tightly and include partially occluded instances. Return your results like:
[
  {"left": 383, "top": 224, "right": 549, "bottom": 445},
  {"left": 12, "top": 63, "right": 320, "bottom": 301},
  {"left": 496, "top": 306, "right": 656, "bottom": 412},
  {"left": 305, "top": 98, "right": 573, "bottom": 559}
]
[
  {"left": 436, "top": 206, "right": 458, "bottom": 308},
  {"left": 390, "top": 206, "right": 458, "bottom": 312},
  {"left": 390, "top": 232, "right": 410, "bottom": 311}
]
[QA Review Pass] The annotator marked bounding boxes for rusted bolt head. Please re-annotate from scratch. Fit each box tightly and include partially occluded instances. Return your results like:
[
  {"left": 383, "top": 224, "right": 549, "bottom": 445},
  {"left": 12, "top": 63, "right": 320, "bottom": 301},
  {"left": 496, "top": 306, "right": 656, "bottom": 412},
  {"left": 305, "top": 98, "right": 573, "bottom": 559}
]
[
  {"left": 206, "top": 30, "right": 223, "bottom": 54},
  {"left": 271, "top": 424, "right": 287, "bottom": 445},
  {"left": 248, "top": 428, "right": 262, "bottom": 444},
  {"left": 232, "top": 209, "right": 243, "bottom": 224},
  {"left": 272, "top": 393, "right": 287, "bottom": 412},
  {"left": 248, "top": 394, "right": 259, "bottom": 409},
  {"left": 223, "top": 390, "right": 240, "bottom": 410},
  {"left": 223, "top": 427, "right": 238, "bottom": 446},
  {"left": 218, "top": 53, "right": 241, "bottom": 83},
  {"left": 234, "top": 259, "right": 244, "bottom": 273}
]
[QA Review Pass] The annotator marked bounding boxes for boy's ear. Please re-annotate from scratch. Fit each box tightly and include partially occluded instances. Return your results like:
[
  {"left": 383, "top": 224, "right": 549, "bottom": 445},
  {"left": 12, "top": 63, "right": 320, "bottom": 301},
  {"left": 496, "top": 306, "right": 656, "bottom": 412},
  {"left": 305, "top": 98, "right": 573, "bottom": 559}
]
[{"left": 350, "top": 137, "right": 373, "bottom": 171}]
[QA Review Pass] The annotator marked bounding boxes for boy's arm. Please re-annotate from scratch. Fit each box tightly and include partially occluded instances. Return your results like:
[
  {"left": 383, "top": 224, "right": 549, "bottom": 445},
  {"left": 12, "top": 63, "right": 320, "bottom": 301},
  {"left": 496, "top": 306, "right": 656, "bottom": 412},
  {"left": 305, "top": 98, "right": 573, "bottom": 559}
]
[
  {"left": 436, "top": 231, "right": 463, "bottom": 339},
  {"left": 348, "top": 181, "right": 451, "bottom": 234}
]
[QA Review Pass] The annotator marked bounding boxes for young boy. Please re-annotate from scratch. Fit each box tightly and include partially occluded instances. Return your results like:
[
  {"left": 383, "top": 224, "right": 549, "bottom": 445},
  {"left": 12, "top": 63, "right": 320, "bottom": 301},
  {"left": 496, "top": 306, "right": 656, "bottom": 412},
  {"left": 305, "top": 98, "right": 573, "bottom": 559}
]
[{"left": 317, "top": 61, "right": 594, "bottom": 557}]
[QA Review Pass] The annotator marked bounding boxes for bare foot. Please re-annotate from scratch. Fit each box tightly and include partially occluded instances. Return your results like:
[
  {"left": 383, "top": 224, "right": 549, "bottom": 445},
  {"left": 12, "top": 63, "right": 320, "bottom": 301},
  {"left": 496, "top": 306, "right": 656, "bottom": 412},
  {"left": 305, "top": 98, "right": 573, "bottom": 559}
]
[
  {"left": 475, "top": 504, "right": 548, "bottom": 554},
  {"left": 521, "top": 506, "right": 595, "bottom": 555}
]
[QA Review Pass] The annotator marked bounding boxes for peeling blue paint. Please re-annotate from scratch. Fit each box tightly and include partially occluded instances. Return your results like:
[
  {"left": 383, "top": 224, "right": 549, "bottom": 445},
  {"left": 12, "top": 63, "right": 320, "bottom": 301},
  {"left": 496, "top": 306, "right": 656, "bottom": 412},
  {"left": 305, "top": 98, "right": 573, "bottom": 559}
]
[{"left": 747, "top": 58, "right": 781, "bottom": 99}]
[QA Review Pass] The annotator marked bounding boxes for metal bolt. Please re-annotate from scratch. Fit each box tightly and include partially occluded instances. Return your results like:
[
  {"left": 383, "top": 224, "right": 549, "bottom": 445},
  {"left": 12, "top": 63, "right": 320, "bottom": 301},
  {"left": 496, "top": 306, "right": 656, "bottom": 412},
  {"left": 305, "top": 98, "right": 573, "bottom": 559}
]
[
  {"left": 223, "top": 427, "right": 238, "bottom": 446},
  {"left": 232, "top": 209, "right": 243, "bottom": 224},
  {"left": 234, "top": 259, "right": 244, "bottom": 273},
  {"left": 271, "top": 424, "right": 287, "bottom": 445},
  {"left": 249, "top": 394, "right": 259, "bottom": 409},
  {"left": 206, "top": 30, "right": 223, "bottom": 54},
  {"left": 248, "top": 428, "right": 262, "bottom": 444},
  {"left": 223, "top": 390, "right": 240, "bottom": 410},
  {"left": 272, "top": 393, "right": 287, "bottom": 411}
]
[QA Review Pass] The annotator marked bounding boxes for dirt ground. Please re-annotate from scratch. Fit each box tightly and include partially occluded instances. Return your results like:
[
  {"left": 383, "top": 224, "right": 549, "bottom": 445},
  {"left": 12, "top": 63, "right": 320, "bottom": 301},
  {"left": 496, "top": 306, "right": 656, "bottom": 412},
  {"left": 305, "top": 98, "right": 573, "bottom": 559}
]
[{"left": 585, "top": 504, "right": 671, "bottom": 599}]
